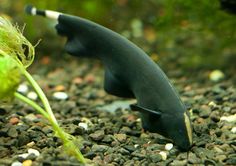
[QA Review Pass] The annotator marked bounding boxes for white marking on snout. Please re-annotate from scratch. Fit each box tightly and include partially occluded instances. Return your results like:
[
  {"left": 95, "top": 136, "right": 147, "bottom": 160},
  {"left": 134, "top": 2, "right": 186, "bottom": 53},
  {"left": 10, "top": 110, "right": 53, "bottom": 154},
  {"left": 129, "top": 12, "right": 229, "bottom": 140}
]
[
  {"left": 45, "top": 10, "right": 61, "bottom": 20},
  {"left": 184, "top": 112, "right": 193, "bottom": 145},
  {"left": 31, "top": 7, "right": 37, "bottom": 15}
]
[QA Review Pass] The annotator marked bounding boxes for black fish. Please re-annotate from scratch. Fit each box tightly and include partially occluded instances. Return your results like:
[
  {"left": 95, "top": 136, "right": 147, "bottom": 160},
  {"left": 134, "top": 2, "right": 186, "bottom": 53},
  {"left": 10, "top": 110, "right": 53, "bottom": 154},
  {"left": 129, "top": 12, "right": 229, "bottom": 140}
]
[{"left": 25, "top": 5, "right": 193, "bottom": 151}]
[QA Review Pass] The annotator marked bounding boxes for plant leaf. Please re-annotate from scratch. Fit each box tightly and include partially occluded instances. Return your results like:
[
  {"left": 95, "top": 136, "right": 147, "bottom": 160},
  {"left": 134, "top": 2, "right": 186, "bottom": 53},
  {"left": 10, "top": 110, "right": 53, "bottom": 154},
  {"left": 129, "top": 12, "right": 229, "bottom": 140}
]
[
  {"left": 0, "top": 17, "right": 35, "bottom": 68},
  {"left": 0, "top": 55, "right": 21, "bottom": 101}
]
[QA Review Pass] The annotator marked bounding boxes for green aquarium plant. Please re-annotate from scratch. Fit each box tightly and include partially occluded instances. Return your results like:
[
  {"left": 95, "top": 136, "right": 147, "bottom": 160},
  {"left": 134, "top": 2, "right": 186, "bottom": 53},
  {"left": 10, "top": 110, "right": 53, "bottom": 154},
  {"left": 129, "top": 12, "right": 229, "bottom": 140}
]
[{"left": 0, "top": 17, "right": 86, "bottom": 164}]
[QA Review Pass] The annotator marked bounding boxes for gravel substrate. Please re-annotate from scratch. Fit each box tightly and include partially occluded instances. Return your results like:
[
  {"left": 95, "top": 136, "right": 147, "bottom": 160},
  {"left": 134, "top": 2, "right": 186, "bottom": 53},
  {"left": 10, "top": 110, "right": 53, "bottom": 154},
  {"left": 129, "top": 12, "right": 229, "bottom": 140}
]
[{"left": 0, "top": 57, "right": 235, "bottom": 166}]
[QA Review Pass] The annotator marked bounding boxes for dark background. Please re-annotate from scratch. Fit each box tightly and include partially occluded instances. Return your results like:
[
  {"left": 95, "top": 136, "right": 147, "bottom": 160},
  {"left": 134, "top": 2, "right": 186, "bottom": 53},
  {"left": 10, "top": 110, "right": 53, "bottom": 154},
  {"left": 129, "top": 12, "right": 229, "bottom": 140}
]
[{"left": 1, "top": 0, "right": 236, "bottom": 70}]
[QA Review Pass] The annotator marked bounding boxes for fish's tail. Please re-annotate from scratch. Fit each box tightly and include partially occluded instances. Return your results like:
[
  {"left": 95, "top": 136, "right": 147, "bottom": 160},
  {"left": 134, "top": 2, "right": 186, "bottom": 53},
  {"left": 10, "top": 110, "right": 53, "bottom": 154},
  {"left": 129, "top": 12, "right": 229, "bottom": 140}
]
[{"left": 25, "top": 5, "right": 61, "bottom": 20}]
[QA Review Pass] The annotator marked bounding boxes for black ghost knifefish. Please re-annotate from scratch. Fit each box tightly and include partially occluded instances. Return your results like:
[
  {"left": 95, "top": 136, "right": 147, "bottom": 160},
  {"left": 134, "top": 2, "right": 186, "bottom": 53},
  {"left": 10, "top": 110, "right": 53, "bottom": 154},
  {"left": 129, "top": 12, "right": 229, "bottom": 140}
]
[{"left": 25, "top": 5, "right": 193, "bottom": 150}]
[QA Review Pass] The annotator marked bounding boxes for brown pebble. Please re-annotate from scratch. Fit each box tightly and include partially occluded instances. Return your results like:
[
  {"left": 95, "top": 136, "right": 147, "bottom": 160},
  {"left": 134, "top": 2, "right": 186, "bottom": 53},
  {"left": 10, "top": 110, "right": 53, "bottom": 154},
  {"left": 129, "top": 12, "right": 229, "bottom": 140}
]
[
  {"left": 54, "top": 85, "right": 66, "bottom": 91},
  {"left": 23, "top": 160, "right": 32, "bottom": 166},
  {"left": 184, "top": 85, "right": 192, "bottom": 91},
  {"left": 40, "top": 56, "right": 51, "bottom": 65},
  {"left": 73, "top": 77, "right": 83, "bottom": 84},
  {"left": 84, "top": 74, "right": 95, "bottom": 83},
  {"left": 126, "top": 114, "right": 137, "bottom": 123},
  {"left": 9, "top": 117, "right": 19, "bottom": 125},
  {"left": 196, "top": 118, "right": 205, "bottom": 124}
]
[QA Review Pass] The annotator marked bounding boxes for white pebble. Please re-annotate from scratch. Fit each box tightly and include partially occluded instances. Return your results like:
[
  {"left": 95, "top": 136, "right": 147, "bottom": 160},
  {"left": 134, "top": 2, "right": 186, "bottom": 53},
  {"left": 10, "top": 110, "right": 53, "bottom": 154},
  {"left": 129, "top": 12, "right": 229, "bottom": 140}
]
[
  {"left": 25, "top": 114, "right": 37, "bottom": 121},
  {"left": 18, "top": 153, "right": 29, "bottom": 159},
  {"left": 27, "top": 91, "right": 38, "bottom": 100},
  {"left": 208, "top": 101, "right": 217, "bottom": 107},
  {"left": 220, "top": 114, "right": 236, "bottom": 122},
  {"left": 231, "top": 127, "right": 236, "bottom": 133},
  {"left": 134, "top": 144, "right": 139, "bottom": 148},
  {"left": 28, "top": 148, "right": 40, "bottom": 156},
  {"left": 136, "top": 118, "right": 141, "bottom": 122},
  {"left": 159, "top": 151, "right": 167, "bottom": 160},
  {"left": 53, "top": 92, "right": 68, "bottom": 100},
  {"left": 11, "top": 161, "right": 22, "bottom": 166},
  {"left": 78, "top": 122, "right": 88, "bottom": 130},
  {"left": 165, "top": 143, "right": 173, "bottom": 151},
  {"left": 17, "top": 84, "right": 28, "bottom": 94},
  {"left": 209, "top": 70, "right": 224, "bottom": 82}
]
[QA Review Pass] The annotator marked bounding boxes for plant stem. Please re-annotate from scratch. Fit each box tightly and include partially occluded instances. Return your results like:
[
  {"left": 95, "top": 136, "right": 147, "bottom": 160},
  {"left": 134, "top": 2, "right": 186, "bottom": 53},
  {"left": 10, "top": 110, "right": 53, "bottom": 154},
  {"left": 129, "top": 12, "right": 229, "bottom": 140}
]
[
  {"left": 17, "top": 67, "right": 86, "bottom": 164},
  {"left": 14, "top": 92, "right": 50, "bottom": 120},
  {"left": 22, "top": 69, "right": 58, "bottom": 125}
]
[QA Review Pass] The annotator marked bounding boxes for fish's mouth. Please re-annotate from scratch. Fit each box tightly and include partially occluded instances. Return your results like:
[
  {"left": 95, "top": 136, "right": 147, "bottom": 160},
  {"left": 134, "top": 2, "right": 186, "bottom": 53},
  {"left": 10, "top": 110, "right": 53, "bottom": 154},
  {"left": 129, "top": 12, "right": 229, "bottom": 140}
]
[{"left": 184, "top": 112, "right": 193, "bottom": 146}]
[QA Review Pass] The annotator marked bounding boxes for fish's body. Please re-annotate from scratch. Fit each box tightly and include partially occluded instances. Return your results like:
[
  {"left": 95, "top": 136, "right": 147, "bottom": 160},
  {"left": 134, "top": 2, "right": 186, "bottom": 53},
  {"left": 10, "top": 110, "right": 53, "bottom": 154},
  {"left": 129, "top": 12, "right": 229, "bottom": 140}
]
[{"left": 25, "top": 5, "right": 193, "bottom": 150}]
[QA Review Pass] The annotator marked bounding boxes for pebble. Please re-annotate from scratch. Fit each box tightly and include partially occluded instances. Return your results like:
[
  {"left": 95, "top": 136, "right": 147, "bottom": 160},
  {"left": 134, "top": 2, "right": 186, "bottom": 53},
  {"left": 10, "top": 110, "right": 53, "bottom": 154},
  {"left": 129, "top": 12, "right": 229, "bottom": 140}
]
[
  {"left": 73, "top": 77, "right": 83, "bottom": 84},
  {"left": 208, "top": 101, "right": 217, "bottom": 107},
  {"left": 209, "top": 70, "right": 224, "bottom": 82},
  {"left": 22, "top": 160, "right": 32, "bottom": 166},
  {"left": 146, "top": 144, "right": 163, "bottom": 151},
  {"left": 52, "top": 92, "right": 68, "bottom": 100},
  {"left": 17, "top": 84, "right": 28, "bottom": 94},
  {"left": 17, "top": 134, "right": 31, "bottom": 146},
  {"left": 131, "top": 150, "right": 146, "bottom": 159},
  {"left": 213, "top": 146, "right": 224, "bottom": 153},
  {"left": 26, "top": 142, "right": 35, "bottom": 147},
  {"left": 78, "top": 122, "right": 88, "bottom": 130},
  {"left": 223, "top": 106, "right": 231, "bottom": 112},
  {"left": 28, "top": 148, "right": 40, "bottom": 156},
  {"left": 11, "top": 161, "right": 22, "bottom": 166},
  {"left": 165, "top": 143, "right": 174, "bottom": 151},
  {"left": 53, "top": 85, "right": 66, "bottom": 91},
  {"left": 9, "top": 117, "right": 20, "bottom": 125},
  {"left": 84, "top": 74, "right": 95, "bottom": 83},
  {"left": 101, "top": 135, "right": 113, "bottom": 143},
  {"left": 199, "top": 105, "right": 211, "bottom": 118},
  {"left": 134, "top": 144, "right": 139, "bottom": 148},
  {"left": 118, "top": 148, "right": 130, "bottom": 155},
  {"left": 159, "top": 151, "right": 167, "bottom": 160},
  {"left": 149, "top": 153, "right": 162, "bottom": 163},
  {"left": 27, "top": 92, "right": 38, "bottom": 100},
  {"left": 7, "top": 127, "right": 18, "bottom": 138},
  {"left": 204, "top": 159, "right": 217, "bottom": 165},
  {"left": 103, "top": 154, "right": 115, "bottom": 163},
  {"left": 231, "top": 127, "right": 236, "bottom": 133},
  {"left": 18, "top": 153, "right": 29, "bottom": 159},
  {"left": 25, "top": 114, "right": 37, "bottom": 121},
  {"left": 91, "top": 144, "right": 109, "bottom": 153},
  {"left": 188, "top": 152, "right": 201, "bottom": 164},
  {"left": 89, "top": 130, "right": 105, "bottom": 141},
  {"left": 215, "top": 154, "right": 227, "bottom": 162},
  {"left": 170, "top": 160, "right": 187, "bottom": 166},
  {"left": 210, "top": 111, "right": 220, "bottom": 122},
  {"left": 114, "top": 133, "right": 127, "bottom": 143},
  {"left": 220, "top": 114, "right": 236, "bottom": 122}
]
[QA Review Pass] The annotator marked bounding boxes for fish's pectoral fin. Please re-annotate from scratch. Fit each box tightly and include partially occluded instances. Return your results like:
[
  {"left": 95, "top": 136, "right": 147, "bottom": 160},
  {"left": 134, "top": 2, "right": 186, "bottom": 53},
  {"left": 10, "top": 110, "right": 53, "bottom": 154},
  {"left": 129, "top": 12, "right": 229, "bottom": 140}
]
[
  {"left": 104, "top": 69, "right": 134, "bottom": 98},
  {"left": 130, "top": 104, "right": 162, "bottom": 117}
]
